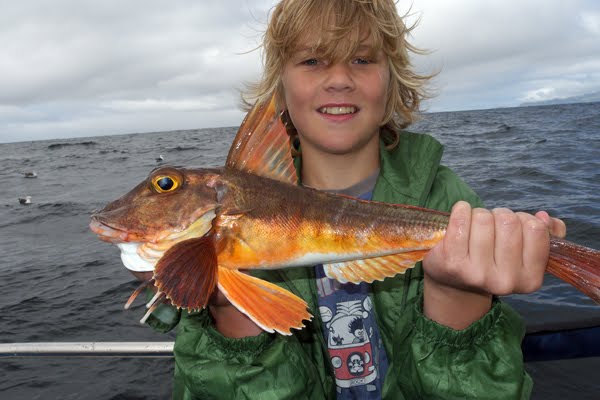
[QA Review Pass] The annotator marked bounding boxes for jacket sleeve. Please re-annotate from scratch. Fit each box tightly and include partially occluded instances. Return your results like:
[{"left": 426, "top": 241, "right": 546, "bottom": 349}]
[
  {"left": 144, "top": 290, "right": 181, "bottom": 333},
  {"left": 390, "top": 290, "right": 532, "bottom": 399},
  {"left": 143, "top": 292, "right": 331, "bottom": 399},
  {"left": 387, "top": 165, "right": 532, "bottom": 399},
  {"left": 170, "top": 309, "right": 331, "bottom": 400}
]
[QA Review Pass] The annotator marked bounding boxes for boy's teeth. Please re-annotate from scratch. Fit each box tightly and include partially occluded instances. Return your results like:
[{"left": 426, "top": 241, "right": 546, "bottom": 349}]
[{"left": 319, "top": 106, "right": 356, "bottom": 115}]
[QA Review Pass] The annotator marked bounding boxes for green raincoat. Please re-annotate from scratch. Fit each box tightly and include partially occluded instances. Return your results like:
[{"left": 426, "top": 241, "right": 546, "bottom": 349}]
[{"left": 147, "top": 131, "right": 532, "bottom": 399}]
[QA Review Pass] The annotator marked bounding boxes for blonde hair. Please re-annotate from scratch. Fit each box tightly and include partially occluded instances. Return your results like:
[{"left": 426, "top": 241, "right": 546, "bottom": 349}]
[{"left": 244, "top": 0, "right": 432, "bottom": 146}]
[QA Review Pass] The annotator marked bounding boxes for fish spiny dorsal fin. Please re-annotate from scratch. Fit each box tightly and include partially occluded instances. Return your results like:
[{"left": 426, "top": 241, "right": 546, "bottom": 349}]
[
  {"left": 226, "top": 94, "right": 297, "bottom": 185},
  {"left": 153, "top": 236, "right": 218, "bottom": 311}
]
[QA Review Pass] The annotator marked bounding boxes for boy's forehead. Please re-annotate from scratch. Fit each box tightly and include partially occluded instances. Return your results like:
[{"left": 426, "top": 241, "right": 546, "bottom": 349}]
[
  {"left": 291, "top": 44, "right": 376, "bottom": 57},
  {"left": 290, "top": 32, "right": 377, "bottom": 54}
]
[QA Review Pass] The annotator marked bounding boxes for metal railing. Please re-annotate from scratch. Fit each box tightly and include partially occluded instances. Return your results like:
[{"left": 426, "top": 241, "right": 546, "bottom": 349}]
[{"left": 0, "top": 342, "right": 174, "bottom": 358}]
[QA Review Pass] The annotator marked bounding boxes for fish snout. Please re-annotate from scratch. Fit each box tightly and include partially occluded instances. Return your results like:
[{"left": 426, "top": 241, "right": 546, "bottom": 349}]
[{"left": 89, "top": 217, "right": 133, "bottom": 242}]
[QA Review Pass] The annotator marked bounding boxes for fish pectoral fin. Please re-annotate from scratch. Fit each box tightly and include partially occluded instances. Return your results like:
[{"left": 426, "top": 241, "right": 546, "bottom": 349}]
[
  {"left": 323, "top": 250, "right": 429, "bottom": 284},
  {"left": 153, "top": 236, "right": 218, "bottom": 311},
  {"left": 217, "top": 267, "right": 313, "bottom": 335}
]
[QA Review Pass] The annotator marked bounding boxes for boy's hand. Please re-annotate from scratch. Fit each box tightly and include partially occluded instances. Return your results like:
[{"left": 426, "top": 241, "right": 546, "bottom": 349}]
[{"left": 422, "top": 201, "right": 566, "bottom": 329}]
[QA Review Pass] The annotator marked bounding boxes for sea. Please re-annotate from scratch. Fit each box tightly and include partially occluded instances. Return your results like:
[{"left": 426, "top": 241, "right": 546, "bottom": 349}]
[{"left": 1, "top": 102, "right": 599, "bottom": 399}]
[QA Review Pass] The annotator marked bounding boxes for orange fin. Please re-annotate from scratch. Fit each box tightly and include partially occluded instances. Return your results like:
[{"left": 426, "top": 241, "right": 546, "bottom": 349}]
[
  {"left": 225, "top": 94, "right": 296, "bottom": 185},
  {"left": 217, "top": 267, "right": 313, "bottom": 335},
  {"left": 547, "top": 238, "right": 600, "bottom": 303},
  {"left": 323, "top": 250, "right": 429, "bottom": 284},
  {"left": 153, "top": 236, "right": 218, "bottom": 311}
]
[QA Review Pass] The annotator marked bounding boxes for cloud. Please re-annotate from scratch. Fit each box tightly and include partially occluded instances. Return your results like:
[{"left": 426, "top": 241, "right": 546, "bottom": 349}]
[
  {"left": 0, "top": 0, "right": 599, "bottom": 142},
  {"left": 580, "top": 10, "right": 600, "bottom": 34},
  {"left": 0, "top": 0, "right": 272, "bottom": 142},
  {"left": 403, "top": 0, "right": 600, "bottom": 110},
  {"left": 0, "top": 0, "right": 268, "bottom": 104}
]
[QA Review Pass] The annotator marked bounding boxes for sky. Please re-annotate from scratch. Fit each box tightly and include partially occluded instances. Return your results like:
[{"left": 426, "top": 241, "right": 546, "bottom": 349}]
[{"left": 1, "top": 0, "right": 599, "bottom": 143}]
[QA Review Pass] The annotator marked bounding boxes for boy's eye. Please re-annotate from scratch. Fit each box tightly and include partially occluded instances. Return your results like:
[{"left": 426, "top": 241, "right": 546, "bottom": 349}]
[
  {"left": 352, "top": 57, "right": 371, "bottom": 65},
  {"left": 301, "top": 58, "right": 319, "bottom": 66}
]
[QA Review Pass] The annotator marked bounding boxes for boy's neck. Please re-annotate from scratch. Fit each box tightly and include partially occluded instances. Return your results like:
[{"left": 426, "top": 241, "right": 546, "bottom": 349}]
[{"left": 300, "top": 143, "right": 381, "bottom": 191}]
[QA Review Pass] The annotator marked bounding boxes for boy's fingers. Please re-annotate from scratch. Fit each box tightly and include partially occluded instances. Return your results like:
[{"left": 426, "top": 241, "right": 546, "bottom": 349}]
[
  {"left": 517, "top": 212, "right": 550, "bottom": 292},
  {"left": 468, "top": 208, "right": 495, "bottom": 268},
  {"left": 444, "top": 201, "right": 472, "bottom": 262},
  {"left": 549, "top": 217, "right": 567, "bottom": 238},
  {"left": 492, "top": 208, "right": 522, "bottom": 278},
  {"left": 534, "top": 211, "right": 566, "bottom": 238}
]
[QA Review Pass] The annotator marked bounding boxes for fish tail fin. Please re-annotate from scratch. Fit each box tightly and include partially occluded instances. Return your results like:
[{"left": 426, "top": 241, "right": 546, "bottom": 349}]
[
  {"left": 217, "top": 268, "right": 313, "bottom": 335},
  {"left": 547, "top": 237, "right": 600, "bottom": 303}
]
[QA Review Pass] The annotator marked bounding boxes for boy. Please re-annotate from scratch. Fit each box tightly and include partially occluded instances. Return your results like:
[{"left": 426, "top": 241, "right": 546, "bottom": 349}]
[{"left": 141, "top": 1, "right": 565, "bottom": 398}]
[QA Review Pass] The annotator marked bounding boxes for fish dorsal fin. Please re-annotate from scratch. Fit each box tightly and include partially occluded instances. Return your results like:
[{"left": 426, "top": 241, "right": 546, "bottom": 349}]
[
  {"left": 226, "top": 94, "right": 297, "bottom": 185},
  {"left": 323, "top": 250, "right": 429, "bottom": 284},
  {"left": 153, "top": 236, "right": 218, "bottom": 311},
  {"left": 217, "top": 267, "right": 312, "bottom": 335}
]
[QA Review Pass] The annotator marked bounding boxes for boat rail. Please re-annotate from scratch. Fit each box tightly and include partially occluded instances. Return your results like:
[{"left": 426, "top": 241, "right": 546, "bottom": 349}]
[{"left": 0, "top": 342, "right": 174, "bottom": 358}]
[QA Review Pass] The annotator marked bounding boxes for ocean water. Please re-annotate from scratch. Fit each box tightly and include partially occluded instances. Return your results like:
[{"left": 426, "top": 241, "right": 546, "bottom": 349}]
[{"left": 0, "top": 102, "right": 599, "bottom": 399}]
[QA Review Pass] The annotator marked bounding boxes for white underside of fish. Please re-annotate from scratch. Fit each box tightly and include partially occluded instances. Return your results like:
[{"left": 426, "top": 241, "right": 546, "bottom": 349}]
[{"left": 117, "top": 242, "right": 155, "bottom": 272}]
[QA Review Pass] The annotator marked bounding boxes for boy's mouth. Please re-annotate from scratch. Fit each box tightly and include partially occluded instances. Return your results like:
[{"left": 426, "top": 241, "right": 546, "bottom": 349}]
[{"left": 317, "top": 106, "right": 358, "bottom": 115}]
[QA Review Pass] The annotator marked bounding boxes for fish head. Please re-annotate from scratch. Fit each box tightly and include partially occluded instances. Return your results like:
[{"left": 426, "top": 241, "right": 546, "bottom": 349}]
[{"left": 90, "top": 166, "right": 222, "bottom": 272}]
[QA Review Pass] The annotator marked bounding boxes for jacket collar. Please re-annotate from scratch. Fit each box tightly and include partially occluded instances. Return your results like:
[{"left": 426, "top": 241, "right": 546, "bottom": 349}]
[
  {"left": 292, "top": 131, "right": 444, "bottom": 208},
  {"left": 373, "top": 131, "right": 444, "bottom": 207}
]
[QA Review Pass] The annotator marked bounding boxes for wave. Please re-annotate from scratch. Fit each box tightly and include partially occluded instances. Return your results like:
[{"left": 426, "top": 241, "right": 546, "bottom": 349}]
[
  {"left": 0, "top": 201, "right": 95, "bottom": 228},
  {"left": 166, "top": 145, "right": 200, "bottom": 152},
  {"left": 99, "top": 149, "right": 129, "bottom": 155},
  {"left": 47, "top": 141, "right": 98, "bottom": 150}
]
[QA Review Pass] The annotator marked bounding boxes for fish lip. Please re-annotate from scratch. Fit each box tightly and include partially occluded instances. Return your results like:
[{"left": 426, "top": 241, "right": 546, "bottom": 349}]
[
  {"left": 89, "top": 215, "right": 155, "bottom": 243},
  {"left": 88, "top": 215, "right": 182, "bottom": 243},
  {"left": 89, "top": 218, "right": 134, "bottom": 242}
]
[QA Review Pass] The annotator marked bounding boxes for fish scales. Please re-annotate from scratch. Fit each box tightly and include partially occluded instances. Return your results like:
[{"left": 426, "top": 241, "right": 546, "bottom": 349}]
[{"left": 214, "top": 168, "right": 448, "bottom": 270}]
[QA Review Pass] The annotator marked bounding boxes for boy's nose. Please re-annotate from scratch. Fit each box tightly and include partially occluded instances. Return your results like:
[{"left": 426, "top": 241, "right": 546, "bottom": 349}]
[{"left": 324, "top": 63, "right": 355, "bottom": 92}]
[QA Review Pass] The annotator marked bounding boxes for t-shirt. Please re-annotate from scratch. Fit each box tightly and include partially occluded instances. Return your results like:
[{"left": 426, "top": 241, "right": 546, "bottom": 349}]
[{"left": 312, "top": 171, "right": 389, "bottom": 398}]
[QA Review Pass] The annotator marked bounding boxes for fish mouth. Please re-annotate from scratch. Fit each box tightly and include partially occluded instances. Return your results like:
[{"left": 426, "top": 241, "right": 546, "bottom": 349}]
[
  {"left": 89, "top": 218, "right": 135, "bottom": 242},
  {"left": 89, "top": 209, "right": 216, "bottom": 272}
]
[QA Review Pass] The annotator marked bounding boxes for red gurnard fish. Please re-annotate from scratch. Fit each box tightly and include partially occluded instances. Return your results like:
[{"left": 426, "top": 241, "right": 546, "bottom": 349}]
[{"left": 90, "top": 96, "right": 600, "bottom": 335}]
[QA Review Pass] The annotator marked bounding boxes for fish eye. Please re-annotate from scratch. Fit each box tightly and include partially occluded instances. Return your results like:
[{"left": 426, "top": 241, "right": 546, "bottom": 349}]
[{"left": 151, "top": 175, "right": 180, "bottom": 193}]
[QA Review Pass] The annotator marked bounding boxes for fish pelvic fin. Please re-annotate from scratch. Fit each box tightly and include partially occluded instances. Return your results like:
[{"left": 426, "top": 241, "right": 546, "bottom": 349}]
[
  {"left": 323, "top": 250, "right": 429, "bottom": 284},
  {"left": 225, "top": 94, "right": 297, "bottom": 185},
  {"left": 547, "top": 238, "right": 600, "bottom": 304},
  {"left": 153, "top": 236, "right": 218, "bottom": 311},
  {"left": 217, "top": 267, "right": 313, "bottom": 335}
]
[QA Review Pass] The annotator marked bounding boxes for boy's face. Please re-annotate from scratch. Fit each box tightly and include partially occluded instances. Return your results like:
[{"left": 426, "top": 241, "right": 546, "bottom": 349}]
[{"left": 281, "top": 37, "right": 390, "bottom": 158}]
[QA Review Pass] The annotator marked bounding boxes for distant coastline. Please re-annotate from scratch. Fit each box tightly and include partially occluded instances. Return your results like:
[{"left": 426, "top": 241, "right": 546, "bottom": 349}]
[{"left": 520, "top": 91, "right": 600, "bottom": 107}]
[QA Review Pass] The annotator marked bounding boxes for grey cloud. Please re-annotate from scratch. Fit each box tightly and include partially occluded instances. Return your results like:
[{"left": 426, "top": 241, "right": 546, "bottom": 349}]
[
  {"left": 408, "top": 0, "right": 600, "bottom": 110},
  {"left": 0, "top": 0, "right": 268, "bottom": 105},
  {"left": 1, "top": 0, "right": 599, "bottom": 142}
]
